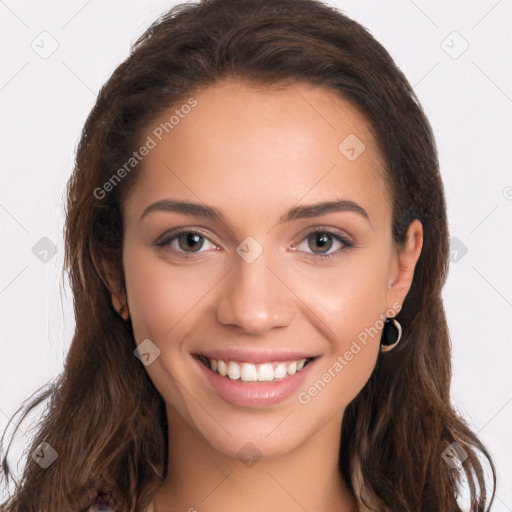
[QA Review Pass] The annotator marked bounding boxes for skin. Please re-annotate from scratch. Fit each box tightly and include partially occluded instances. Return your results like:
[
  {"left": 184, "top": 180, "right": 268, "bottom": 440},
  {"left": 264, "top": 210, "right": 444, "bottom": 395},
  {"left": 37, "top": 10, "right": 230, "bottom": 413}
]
[{"left": 107, "top": 78, "right": 423, "bottom": 512}]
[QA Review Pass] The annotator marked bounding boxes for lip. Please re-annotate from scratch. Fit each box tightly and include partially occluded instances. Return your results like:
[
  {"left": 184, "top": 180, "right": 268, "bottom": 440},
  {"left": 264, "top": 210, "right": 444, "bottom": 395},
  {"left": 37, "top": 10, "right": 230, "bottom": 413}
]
[
  {"left": 192, "top": 348, "right": 317, "bottom": 364},
  {"left": 192, "top": 354, "right": 318, "bottom": 407}
]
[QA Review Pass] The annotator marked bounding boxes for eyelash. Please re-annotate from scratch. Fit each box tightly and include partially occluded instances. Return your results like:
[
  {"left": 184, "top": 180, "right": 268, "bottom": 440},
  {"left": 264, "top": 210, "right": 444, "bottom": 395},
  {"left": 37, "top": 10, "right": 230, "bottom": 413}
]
[{"left": 155, "top": 227, "right": 354, "bottom": 261}]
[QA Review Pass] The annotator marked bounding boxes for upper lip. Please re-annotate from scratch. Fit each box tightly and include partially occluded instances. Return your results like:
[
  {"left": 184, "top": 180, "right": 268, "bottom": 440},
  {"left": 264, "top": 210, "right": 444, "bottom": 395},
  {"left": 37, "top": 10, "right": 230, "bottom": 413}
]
[{"left": 193, "top": 348, "right": 318, "bottom": 364}]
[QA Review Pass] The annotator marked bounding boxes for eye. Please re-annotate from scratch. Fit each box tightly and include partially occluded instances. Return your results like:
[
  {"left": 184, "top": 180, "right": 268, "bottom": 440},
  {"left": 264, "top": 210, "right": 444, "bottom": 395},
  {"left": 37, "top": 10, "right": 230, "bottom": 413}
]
[
  {"left": 155, "top": 229, "right": 219, "bottom": 256},
  {"left": 155, "top": 227, "right": 353, "bottom": 261},
  {"left": 291, "top": 228, "right": 353, "bottom": 261}
]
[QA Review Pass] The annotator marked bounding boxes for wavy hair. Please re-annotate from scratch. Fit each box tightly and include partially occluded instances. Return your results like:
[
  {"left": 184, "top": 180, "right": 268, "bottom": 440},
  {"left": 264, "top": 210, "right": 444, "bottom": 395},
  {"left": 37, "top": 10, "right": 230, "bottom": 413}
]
[{"left": 1, "top": 0, "right": 496, "bottom": 510}]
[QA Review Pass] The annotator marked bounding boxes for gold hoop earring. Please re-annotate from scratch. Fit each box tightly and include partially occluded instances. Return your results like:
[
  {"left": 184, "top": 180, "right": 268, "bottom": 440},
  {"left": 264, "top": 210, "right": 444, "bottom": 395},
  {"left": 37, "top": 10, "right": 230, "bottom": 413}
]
[{"left": 380, "top": 317, "right": 402, "bottom": 352}]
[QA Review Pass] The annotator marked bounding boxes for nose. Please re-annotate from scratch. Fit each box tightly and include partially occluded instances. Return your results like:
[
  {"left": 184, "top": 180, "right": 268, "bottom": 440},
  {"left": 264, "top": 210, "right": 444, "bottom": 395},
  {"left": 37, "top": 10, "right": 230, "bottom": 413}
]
[{"left": 215, "top": 248, "right": 296, "bottom": 335}]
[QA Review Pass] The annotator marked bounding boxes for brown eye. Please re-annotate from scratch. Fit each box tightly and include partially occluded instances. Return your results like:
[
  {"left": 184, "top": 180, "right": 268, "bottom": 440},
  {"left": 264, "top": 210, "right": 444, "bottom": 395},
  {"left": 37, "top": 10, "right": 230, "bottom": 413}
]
[
  {"left": 177, "top": 232, "right": 205, "bottom": 252},
  {"left": 155, "top": 229, "right": 218, "bottom": 256},
  {"left": 307, "top": 232, "right": 333, "bottom": 254},
  {"left": 292, "top": 228, "right": 354, "bottom": 261}
]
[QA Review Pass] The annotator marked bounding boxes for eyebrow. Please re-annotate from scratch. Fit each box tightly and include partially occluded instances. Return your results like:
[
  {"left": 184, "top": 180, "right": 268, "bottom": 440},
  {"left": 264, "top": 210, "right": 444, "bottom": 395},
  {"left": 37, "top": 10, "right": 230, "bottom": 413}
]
[{"left": 139, "top": 198, "right": 372, "bottom": 227}]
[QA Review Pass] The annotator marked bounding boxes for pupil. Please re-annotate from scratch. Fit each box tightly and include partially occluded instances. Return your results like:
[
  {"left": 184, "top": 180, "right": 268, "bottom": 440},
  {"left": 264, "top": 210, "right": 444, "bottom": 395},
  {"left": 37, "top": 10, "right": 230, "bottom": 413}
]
[
  {"left": 309, "top": 232, "right": 332, "bottom": 253},
  {"left": 179, "top": 233, "right": 203, "bottom": 252}
]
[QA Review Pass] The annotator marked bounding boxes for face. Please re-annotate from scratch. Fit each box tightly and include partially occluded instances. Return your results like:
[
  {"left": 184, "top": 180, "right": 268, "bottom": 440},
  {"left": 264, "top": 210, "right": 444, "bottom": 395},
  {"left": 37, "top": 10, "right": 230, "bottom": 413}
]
[{"left": 115, "top": 78, "right": 421, "bottom": 460}]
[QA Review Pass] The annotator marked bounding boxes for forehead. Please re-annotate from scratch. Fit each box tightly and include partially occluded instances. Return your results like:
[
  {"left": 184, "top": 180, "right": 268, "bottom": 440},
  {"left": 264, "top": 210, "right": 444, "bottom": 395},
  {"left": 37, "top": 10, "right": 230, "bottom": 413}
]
[{"left": 123, "top": 78, "right": 390, "bottom": 228}]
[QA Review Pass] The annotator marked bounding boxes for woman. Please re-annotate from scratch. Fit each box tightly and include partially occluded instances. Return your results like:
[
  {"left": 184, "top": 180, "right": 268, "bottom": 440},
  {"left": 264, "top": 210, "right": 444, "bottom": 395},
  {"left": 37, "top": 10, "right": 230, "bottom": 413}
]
[{"left": 0, "top": 0, "right": 497, "bottom": 510}]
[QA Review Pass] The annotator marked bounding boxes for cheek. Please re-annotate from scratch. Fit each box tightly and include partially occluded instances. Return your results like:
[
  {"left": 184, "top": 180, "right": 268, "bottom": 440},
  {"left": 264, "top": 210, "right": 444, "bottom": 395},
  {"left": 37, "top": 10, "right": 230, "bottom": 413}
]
[
  {"left": 122, "top": 248, "right": 206, "bottom": 410},
  {"left": 290, "top": 250, "right": 390, "bottom": 339},
  {"left": 288, "top": 252, "right": 389, "bottom": 400},
  {"left": 294, "top": 284, "right": 385, "bottom": 413},
  {"left": 123, "top": 246, "right": 191, "bottom": 342}
]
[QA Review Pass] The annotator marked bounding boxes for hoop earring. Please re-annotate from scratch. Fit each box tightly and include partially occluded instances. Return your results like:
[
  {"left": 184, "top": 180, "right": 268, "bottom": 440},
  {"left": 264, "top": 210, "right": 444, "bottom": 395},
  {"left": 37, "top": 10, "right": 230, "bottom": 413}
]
[{"left": 380, "top": 317, "right": 402, "bottom": 352}]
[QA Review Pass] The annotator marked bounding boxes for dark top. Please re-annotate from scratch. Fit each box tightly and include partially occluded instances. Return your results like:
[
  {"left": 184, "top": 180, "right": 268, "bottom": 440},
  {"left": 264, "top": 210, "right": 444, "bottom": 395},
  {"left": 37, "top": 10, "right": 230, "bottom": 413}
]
[{"left": 86, "top": 493, "right": 117, "bottom": 511}]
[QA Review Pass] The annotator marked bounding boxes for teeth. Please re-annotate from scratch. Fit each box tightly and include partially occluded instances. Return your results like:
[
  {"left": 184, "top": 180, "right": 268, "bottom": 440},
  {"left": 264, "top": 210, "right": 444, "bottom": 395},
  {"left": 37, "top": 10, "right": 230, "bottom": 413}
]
[
  {"left": 257, "top": 363, "right": 274, "bottom": 382},
  {"left": 241, "top": 363, "right": 258, "bottom": 382},
  {"left": 217, "top": 359, "right": 227, "bottom": 377},
  {"left": 227, "top": 361, "right": 240, "bottom": 380},
  {"left": 273, "top": 363, "right": 287, "bottom": 380},
  {"left": 203, "top": 357, "right": 309, "bottom": 382}
]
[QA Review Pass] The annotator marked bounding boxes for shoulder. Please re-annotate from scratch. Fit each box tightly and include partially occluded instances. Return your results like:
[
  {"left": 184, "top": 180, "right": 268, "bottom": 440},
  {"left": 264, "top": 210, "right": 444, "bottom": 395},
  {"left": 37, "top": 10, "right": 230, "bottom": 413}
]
[
  {"left": 86, "top": 493, "right": 117, "bottom": 512},
  {"left": 86, "top": 493, "right": 154, "bottom": 512}
]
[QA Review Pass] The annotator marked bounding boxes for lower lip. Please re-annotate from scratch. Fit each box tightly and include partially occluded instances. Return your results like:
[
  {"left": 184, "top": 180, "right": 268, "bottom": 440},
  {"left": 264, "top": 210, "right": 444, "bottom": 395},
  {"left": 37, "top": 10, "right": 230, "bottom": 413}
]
[{"left": 193, "top": 357, "right": 316, "bottom": 407}]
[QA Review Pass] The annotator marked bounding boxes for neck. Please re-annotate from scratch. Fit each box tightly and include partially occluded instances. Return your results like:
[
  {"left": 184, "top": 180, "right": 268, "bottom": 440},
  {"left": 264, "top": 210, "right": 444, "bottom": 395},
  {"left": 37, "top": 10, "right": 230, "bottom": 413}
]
[{"left": 152, "top": 407, "right": 358, "bottom": 512}]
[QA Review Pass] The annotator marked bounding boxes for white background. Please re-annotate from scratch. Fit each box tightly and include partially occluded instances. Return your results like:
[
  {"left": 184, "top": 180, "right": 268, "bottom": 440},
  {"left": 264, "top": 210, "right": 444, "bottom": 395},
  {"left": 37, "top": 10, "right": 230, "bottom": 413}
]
[{"left": 1, "top": 0, "right": 511, "bottom": 508}]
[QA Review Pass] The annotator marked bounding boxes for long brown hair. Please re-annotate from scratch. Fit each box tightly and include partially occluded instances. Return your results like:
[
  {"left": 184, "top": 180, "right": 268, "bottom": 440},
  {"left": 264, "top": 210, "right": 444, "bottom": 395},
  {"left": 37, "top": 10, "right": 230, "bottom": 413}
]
[{"left": 1, "top": 0, "right": 496, "bottom": 510}]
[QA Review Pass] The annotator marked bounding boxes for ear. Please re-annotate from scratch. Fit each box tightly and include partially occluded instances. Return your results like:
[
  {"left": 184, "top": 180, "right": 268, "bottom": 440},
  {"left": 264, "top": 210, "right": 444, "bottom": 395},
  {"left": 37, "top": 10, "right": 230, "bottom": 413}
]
[
  {"left": 90, "top": 248, "right": 130, "bottom": 321},
  {"left": 385, "top": 219, "right": 423, "bottom": 313}
]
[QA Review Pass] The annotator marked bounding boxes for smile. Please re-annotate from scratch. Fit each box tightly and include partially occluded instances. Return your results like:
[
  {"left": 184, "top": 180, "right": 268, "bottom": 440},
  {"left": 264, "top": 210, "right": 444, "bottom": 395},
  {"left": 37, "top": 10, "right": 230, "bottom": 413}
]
[
  {"left": 195, "top": 355, "right": 315, "bottom": 382},
  {"left": 192, "top": 351, "right": 320, "bottom": 407}
]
